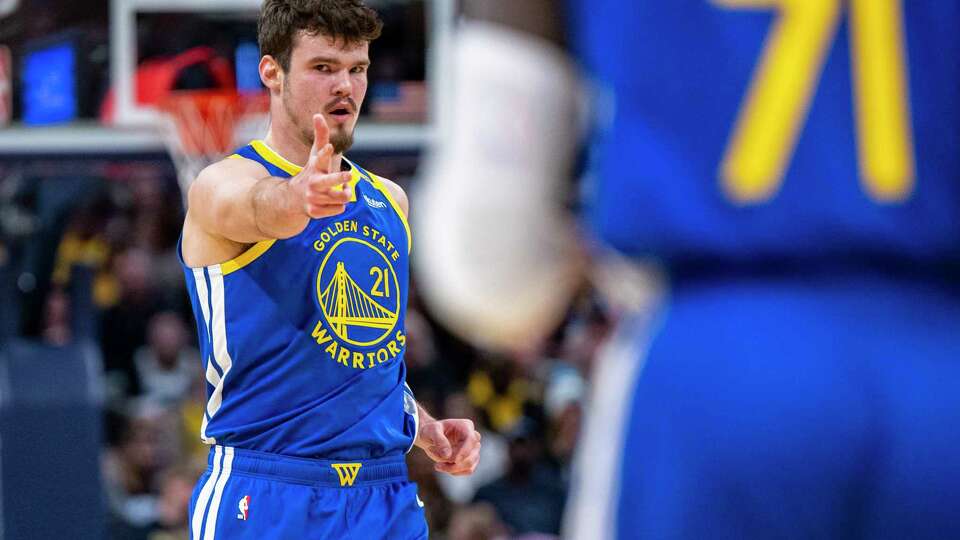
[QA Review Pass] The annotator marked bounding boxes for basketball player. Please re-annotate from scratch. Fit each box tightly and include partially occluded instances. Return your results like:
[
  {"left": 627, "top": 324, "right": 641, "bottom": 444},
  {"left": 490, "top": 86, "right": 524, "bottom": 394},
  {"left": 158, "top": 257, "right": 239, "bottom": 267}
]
[
  {"left": 418, "top": 1, "right": 960, "bottom": 539},
  {"left": 179, "top": 2, "right": 480, "bottom": 538}
]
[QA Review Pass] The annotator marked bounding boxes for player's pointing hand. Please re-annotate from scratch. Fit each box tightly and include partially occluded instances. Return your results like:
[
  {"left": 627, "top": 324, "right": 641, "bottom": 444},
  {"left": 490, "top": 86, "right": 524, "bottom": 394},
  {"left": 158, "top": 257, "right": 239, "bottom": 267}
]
[{"left": 289, "top": 113, "right": 353, "bottom": 219}]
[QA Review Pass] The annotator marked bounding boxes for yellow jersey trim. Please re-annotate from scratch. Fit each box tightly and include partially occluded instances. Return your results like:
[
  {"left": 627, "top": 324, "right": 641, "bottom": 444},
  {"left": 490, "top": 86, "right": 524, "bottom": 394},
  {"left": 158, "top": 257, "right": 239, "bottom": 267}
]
[
  {"left": 250, "top": 140, "right": 302, "bottom": 176},
  {"left": 248, "top": 140, "right": 359, "bottom": 202},
  {"left": 369, "top": 173, "right": 412, "bottom": 254},
  {"left": 220, "top": 239, "right": 277, "bottom": 275},
  {"left": 344, "top": 167, "right": 361, "bottom": 203}
]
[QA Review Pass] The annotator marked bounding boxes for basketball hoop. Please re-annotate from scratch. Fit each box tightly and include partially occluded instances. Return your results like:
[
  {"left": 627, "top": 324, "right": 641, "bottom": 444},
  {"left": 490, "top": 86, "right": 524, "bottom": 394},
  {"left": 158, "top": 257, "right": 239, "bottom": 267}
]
[{"left": 158, "top": 90, "right": 270, "bottom": 201}]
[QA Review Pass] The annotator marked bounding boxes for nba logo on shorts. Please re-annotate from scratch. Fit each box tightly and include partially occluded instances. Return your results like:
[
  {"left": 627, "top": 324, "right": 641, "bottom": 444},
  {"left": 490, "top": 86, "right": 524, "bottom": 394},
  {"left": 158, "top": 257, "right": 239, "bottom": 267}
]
[{"left": 237, "top": 495, "right": 250, "bottom": 520}]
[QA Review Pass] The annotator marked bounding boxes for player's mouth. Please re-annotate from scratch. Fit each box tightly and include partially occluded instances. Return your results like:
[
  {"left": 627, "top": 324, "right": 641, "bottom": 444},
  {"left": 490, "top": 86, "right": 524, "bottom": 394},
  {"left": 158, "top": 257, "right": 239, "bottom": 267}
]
[{"left": 325, "top": 102, "right": 355, "bottom": 123}]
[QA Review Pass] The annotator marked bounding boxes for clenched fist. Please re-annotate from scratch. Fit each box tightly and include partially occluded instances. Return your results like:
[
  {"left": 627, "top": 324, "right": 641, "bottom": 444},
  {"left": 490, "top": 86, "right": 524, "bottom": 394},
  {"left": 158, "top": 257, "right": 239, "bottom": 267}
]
[{"left": 416, "top": 418, "right": 482, "bottom": 476}]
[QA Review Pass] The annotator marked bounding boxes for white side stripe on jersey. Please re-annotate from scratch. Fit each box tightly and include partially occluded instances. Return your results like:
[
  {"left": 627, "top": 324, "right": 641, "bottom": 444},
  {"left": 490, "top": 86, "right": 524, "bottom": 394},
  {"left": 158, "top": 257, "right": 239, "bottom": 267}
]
[
  {"left": 199, "top": 413, "right": 213, "bottom": 446},
  {"left": 192, "top": 268, "right": 216, "bottom": 443},
  {"left": 191, "top": 445, "right": 222, "bottom": 540},
  {"left": 203, "top": 446, "right": 235, "bottom": 540},
  {"left": 206, "top": 266, "right": 234, "bottom": 420},
  {"left": 200, "top": 265, "right": 233, "bottom": 444},
  {"left": 192, "top": 268, "right": 212, "bottom": 339},
  {"left": 404, "top": 382, "right": 419, "bottom": 454},
  {"left": 205, "top": 363, "right": 221, "bottom": 387}
]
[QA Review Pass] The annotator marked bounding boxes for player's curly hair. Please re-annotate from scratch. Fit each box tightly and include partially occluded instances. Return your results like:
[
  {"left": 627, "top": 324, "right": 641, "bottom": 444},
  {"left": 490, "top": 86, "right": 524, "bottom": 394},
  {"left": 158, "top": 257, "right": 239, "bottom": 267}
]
[{"left": 258, "top": 0, "right": 383, "bottom": 72}]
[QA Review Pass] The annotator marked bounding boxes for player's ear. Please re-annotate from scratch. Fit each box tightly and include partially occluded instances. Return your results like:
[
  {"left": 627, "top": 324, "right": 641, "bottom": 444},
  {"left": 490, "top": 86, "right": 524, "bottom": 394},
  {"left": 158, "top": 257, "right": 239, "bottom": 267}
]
[{"left": 260, "top": 55, "right": 283, "bottom": 93}]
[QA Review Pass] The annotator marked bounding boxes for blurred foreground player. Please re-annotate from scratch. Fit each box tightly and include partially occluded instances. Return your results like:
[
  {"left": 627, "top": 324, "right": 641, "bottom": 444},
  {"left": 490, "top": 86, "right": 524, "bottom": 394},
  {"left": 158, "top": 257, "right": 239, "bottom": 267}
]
[
  {"left": 179, "top": 1, "right": 480, "bottom": 538},
  {"left": 418, "top": 1, "right": 960, "bottom": 539}
]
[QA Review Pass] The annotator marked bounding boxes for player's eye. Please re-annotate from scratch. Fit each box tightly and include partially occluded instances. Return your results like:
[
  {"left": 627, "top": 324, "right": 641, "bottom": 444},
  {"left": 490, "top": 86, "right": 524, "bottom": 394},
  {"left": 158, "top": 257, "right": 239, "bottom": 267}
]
[
  {"left": 350, "top": 66, "right": 367, "bottom": 74},
  {"left": 315, "top": 64, "right": 331, "bottom": 72}
]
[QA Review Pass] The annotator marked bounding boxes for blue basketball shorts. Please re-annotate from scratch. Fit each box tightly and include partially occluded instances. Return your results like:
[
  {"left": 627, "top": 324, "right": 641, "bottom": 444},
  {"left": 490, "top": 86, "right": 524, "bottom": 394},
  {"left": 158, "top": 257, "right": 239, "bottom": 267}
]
[
  {"left": 566, "top": 272, "right": 960, "bottom": 540},
  {"left": 189, "top": 445, "right": 428, "bottom": 540}
]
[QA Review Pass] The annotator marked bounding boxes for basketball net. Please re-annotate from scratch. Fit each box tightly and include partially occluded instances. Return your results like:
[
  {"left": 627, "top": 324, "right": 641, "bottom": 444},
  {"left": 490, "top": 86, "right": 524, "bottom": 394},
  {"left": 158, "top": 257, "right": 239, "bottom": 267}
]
[{"left": 158, "top": 90, "right": 270, "bottom": 202}]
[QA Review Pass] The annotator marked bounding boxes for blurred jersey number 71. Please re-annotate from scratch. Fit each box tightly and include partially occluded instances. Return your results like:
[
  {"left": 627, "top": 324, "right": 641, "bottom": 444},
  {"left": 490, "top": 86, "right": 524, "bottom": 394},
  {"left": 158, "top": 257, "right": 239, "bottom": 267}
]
[{"left": 715, "top": 0, "right": 915, "bottom": 205}]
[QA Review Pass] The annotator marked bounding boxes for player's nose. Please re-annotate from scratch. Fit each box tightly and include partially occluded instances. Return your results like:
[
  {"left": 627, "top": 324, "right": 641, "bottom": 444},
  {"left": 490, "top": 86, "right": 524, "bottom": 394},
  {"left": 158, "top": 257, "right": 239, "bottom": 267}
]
[{"left": 331, "top": 69, "right": 352, "bottom": 97}]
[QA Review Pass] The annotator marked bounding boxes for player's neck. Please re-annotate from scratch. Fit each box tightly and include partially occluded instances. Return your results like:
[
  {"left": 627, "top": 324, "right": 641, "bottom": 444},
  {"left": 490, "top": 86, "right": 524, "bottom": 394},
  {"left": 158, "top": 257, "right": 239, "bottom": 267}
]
[{"left": 262, "top": 127, "right": 343, "bottom": 173}]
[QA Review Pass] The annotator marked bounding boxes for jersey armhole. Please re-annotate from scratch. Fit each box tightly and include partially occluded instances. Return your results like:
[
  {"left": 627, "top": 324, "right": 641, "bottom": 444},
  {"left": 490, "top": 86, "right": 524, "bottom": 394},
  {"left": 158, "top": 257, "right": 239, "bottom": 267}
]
[
  {"left": 369, "top": 174, "right": 413, "bottom": 254},
  {"left": 181, "top": 148, "right": 279, "bottom": 276},
  {"left": 220, "top": 239, "right": 277, "bottom": 275}
]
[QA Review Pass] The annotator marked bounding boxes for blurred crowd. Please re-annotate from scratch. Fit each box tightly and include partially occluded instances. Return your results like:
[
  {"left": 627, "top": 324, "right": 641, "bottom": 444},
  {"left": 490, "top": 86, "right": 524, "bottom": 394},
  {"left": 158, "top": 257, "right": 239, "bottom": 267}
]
[{"left": 0, "top": 159, "right": 625, "bottom": 540}]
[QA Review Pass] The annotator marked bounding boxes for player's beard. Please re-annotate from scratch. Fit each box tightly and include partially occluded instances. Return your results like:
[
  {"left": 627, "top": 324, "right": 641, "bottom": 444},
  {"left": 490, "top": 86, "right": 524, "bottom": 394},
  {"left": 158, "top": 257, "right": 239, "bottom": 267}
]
[
  {"left": 300, "top": 122, "right": 353, "bottom": 154},
  {"left": 329, "top": 126, "right": 354, "bottom": 154},
  {"left": 283, "top": 85, "right": 355, "bottom": 155}
]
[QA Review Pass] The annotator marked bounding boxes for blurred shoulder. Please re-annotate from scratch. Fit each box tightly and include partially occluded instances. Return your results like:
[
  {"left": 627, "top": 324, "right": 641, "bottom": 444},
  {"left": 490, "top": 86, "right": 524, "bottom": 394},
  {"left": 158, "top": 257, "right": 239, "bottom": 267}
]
[{"left": 372, "top": 174, "right": 408, "bottom": 217}]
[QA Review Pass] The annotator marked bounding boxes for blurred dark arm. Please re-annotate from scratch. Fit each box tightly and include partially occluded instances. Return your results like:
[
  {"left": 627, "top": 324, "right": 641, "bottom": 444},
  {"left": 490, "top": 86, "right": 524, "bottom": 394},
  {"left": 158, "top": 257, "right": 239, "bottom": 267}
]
[{"left": 461, "top": 0, "right": 566, "bottom": 46}]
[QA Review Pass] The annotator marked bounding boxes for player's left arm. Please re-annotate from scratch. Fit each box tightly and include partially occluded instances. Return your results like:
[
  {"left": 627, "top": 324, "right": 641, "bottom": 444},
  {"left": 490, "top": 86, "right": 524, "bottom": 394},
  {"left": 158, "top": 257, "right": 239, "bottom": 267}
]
[
  {"left": 377, "top": 176, "right": 409, "bottom": 217},
  {"left": 414, "top": 402, "right": 482, "bottom": 476},
  {"left": 394, "top": 176, "right": 478, "bottom": 474},
  {"left": 386, "top": 179, "right": 480, "bottom": 474}
]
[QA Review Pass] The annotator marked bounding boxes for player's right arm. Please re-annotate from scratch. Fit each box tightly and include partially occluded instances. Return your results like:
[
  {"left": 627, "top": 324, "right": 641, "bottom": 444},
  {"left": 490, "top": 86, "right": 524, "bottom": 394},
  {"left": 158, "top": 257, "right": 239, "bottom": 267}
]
[{"left": 182, "top": 115, "right": 352, "bottom": 266}]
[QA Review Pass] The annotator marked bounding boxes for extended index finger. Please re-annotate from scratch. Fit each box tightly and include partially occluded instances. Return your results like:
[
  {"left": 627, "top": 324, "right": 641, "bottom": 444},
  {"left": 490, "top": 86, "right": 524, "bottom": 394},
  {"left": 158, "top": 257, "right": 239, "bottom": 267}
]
[{"left": 310, "top": 113, "right": 330, "bottom": 158}]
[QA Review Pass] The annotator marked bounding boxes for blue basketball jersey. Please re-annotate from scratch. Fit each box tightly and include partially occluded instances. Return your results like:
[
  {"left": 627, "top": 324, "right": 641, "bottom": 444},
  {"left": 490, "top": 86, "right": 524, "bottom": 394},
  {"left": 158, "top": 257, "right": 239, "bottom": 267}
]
[
  {"left": 570, "top": 0, "right": 960, "bottom": 264},
  {"left": 180, "top": 140, "right": 418, "bottom": 460}
]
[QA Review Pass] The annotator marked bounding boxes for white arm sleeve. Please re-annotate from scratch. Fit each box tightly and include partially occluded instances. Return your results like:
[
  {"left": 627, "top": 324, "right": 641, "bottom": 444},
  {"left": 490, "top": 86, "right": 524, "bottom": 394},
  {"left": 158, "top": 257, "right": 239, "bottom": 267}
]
[{"left": 415, "top": 22, "right": 583, "bottom": 350}]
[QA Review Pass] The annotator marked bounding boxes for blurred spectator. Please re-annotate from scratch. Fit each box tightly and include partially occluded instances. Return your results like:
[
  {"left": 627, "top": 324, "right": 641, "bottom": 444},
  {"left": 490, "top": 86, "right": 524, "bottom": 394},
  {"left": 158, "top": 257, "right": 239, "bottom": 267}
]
[
  {"left": 41, "top": 287, "right": 71, "bottom": 346},
  {"left": 547, "top": 401, "right": 581, "bottom": 478},
  {"left": 448, "top": 502, "right": 509, "bottom": 540},
  {"left": 542, "top": 359, "right": 586, "bottom": 476},
  {"left": 543, "top": 361, "right": 585, "bottom": 423},
  {"left": 51, "top": 194, "right": 119, "bottom": 310},
  {"left": 134, "top": 311, "right": 200, "bottom": 406},
  {"left": 149, "top": 462, "right": 202, "bottom": 540},
  {"left": 103, "top": 402, "right": 182, "bottom": 535},
  {"left": 178, "top": 369, "right": 212, "bottom": 465},
  {"left": 101, "top": 248, "right": 165, "bottom": 398},
  {"left": 404, "top": 306, "right": 455, "bottom": 414},
  {"left": 436, "top": 392, "right": 508, "bottom": 504},
  {"left": 121, "top": 165, "right": 186, "bottom": 297},
  {"left": 466, "top": 358, "right": 530, "bottom": 432},
  {"left": 473, "top": 418, "right": 566, "bottom": 536}
]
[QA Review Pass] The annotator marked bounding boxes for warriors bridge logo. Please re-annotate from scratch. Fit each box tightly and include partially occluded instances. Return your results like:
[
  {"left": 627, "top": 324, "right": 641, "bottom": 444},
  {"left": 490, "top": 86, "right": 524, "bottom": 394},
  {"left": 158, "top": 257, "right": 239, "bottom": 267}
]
[
  {"left": 310, "top": 219, "right": 406, "bottom": 370},
  {"left": 318, "top": 240, "right": 398, "bottom": 346}
]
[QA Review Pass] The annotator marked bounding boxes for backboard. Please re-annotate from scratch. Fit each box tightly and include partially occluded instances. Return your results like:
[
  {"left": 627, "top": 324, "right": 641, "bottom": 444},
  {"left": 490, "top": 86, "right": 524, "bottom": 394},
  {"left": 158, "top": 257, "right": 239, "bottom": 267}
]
[{"left": 109, "top": 0, "right": 262, "bottom": 127}]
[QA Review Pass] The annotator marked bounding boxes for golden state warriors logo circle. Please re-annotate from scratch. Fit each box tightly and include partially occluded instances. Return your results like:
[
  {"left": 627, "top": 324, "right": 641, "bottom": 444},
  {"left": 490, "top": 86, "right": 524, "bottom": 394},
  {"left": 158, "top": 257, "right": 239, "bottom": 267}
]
[{"left": 316, "top": 237, "right": 400, "bottom": 347}]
